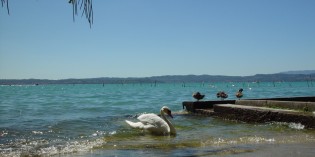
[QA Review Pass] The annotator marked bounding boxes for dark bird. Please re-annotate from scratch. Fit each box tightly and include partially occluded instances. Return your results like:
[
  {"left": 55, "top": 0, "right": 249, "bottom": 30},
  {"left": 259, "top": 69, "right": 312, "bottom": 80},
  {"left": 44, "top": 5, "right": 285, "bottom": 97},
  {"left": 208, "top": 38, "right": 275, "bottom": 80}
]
[
  {"left": 217, "top": 91, "right": 228, "bottom": 100},
  {"left": 235, "top": 88, "right": 243, "bottom": 99},
  {"left": 193, "top": 92, "right": 205, "bottom": 101},
  {"left": 216, "top": 92, "right": 221, "bottom": 98}
]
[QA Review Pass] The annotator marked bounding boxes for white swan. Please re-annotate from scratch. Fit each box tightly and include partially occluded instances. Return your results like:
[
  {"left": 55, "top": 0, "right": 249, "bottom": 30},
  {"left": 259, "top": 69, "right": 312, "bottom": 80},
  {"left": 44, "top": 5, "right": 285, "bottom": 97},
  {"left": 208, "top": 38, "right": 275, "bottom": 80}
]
[{"left": 125, "top": 106, "right": 176, "bottom": 136}]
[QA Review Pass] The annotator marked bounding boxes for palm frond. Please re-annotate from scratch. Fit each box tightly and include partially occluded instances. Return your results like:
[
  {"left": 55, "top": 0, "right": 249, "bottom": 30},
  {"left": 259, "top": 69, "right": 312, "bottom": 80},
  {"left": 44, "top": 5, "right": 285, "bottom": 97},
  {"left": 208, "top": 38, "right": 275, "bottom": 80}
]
[
  {"left": 1, "top": 0, "right": 93, "bottom": 27},
  {"left": 1, "top": 0, "right": 10, "bottom": 15},
  {"left": 69, "top": 0, "right": 93, "bottom": 27}
]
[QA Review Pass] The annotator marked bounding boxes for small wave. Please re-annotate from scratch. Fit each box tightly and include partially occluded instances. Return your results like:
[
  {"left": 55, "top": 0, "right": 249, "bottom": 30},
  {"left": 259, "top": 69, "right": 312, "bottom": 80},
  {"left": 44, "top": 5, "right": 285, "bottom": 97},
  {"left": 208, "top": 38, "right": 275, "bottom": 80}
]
[
  {"left": 266, "top": 122, "right": 305, "bottom": 130},
  {"left": 241, "top": 136, "right": 275, "bottom": 144},
  {"left": 91, "top": 130, "right": 116, "bottom": 137},
  {"left": 32, "top": 131, "right": 43, "bottom": 135},
  {"left": 203, "top": 136, "right": 276, "bottom": 146},
  {"left": 0, "top": 138, "right": 105, "bottom": 157},
  {"left": 40, "top": 139, "right": 104, "bottom": 155},
  {"left": 288, "top": 123, "right": 305, "bottom": 130},
  {"left": 109, "top": 131, "right": 117, "bottom": 135}
]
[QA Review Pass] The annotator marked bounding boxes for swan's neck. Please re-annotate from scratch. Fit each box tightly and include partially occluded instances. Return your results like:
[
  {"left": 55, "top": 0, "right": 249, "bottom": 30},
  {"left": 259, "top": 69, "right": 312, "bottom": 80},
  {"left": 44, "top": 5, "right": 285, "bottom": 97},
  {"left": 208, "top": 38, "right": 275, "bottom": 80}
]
[{"left": 160, "top": 110, "right": 176, "bottom": 135}]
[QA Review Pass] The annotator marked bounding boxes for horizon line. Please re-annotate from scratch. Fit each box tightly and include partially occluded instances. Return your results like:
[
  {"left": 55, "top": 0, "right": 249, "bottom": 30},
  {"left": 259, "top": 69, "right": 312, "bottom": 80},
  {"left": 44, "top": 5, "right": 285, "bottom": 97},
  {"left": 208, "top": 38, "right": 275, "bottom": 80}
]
[{"left": 1, "top": 71, "right": 315, "bottom": 80}]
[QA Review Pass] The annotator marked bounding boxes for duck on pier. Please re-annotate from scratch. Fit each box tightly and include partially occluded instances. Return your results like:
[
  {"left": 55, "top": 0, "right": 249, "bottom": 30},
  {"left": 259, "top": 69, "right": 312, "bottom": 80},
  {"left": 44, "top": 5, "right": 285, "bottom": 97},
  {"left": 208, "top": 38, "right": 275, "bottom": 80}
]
[
  {"left": 217, "top": 91, "right": 228, "bottom": 100},
  {"left": 235, "top": 88, "right": 243, "bottom": 99},
  {"left": 193, "top": 92, "right": 205, "bottom": 101}
]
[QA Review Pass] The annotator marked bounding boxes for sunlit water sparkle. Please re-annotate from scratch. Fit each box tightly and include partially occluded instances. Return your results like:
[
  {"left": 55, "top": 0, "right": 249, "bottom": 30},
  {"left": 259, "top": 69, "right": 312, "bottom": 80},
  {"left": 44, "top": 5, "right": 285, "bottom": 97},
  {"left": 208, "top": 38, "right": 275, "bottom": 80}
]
[{"left": 1, "top": 82, "right": 315, "bottom": 156}]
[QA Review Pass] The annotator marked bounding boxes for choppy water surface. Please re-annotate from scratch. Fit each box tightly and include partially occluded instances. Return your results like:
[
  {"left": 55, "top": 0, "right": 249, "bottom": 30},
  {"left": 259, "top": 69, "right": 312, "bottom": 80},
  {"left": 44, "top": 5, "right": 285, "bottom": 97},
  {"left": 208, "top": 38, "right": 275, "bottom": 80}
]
[{"left": 1, "top": 82, "right": 315, "bottom": 156}]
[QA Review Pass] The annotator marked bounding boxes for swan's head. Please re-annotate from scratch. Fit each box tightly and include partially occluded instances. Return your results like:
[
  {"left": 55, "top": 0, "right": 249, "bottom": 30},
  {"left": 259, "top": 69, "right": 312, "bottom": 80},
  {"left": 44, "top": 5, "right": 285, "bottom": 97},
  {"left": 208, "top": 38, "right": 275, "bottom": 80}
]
[{"left": 161, "top": 106, "right": 173, "bottom": 118}]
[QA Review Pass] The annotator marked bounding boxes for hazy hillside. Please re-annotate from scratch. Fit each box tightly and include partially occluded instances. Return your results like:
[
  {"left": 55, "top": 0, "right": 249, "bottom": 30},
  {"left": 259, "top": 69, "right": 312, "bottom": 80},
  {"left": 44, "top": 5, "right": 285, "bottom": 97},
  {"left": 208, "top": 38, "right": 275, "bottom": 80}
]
[
  {"left": 1, "top": 71, "right": 314, "bottom": 85},
  {"left": 278, "top": 70, "right": 315, "bottom": 75}
]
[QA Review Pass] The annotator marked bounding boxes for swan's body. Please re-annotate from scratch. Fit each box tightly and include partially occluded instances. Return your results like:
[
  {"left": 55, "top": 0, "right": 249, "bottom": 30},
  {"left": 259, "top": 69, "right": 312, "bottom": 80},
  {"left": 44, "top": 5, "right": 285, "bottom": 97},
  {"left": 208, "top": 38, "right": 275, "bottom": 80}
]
[{"left": 125, "top": 106, "right": 176, "bottom": 136}]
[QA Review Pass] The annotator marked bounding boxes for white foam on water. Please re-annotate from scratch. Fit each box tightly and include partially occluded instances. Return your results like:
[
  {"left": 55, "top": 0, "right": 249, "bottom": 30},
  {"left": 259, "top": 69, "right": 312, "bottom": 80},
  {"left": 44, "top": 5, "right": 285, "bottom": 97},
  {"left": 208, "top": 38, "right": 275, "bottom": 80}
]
[
  {"left": 239, "top": 136, "right": 276, "bottom": 144},
  {"left": 32, "top": 131, "right": 43, "bottom": 135},
  {"left": 109, "top": 131, "right": 117, "bottom": 135},
  {"left": 288, "top": 123, "right": 305, "bottom": 130},
  {"left": 205, "top": 136, "right": 276, "bottom": 147},
  {"left": 0, "top": 138, "right": 105, "bottom": 157},
  {"left": 268, "top": 122, "right": 305, "bottom": 130}
]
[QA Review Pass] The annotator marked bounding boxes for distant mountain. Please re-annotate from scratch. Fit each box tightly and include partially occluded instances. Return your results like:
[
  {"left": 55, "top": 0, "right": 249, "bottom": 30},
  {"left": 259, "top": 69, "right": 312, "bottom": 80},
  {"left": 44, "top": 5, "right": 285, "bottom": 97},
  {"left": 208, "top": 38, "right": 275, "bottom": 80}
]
[
  {"left": 1, "top": 72, "right": 314, "bottom": 85},
  {"left": 278, "top": 70, "right": 315, "bottom": 75}
]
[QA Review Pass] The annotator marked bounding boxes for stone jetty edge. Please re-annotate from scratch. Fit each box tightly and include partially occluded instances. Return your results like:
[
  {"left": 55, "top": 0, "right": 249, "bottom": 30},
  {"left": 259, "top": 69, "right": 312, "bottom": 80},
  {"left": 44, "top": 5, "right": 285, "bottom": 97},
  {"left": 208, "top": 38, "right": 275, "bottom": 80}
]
[{"left": 182, "top": 96, "right": 315, "bottom": 128}]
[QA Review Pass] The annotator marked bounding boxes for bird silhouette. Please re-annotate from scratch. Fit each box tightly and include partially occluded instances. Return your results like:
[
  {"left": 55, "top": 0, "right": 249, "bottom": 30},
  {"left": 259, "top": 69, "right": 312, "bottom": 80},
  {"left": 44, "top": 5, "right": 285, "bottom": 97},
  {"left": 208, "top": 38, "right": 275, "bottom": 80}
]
[
  {"left": 235, "top": 88, "right": 243, "bottom": 99},
  {"left": 217, "top": 91, "right": 228, "bottom": 100},
  {"left": 193, "top": 92, "right": 205, "bottom": 101}
]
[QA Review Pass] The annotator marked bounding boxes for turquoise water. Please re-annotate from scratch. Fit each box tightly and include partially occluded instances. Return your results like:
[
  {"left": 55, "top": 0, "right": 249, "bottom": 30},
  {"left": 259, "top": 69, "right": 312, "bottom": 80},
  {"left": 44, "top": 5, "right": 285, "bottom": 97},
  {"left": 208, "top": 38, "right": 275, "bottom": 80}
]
[{"left": 1, "top": 82, "right": 315, "bottom": 157}]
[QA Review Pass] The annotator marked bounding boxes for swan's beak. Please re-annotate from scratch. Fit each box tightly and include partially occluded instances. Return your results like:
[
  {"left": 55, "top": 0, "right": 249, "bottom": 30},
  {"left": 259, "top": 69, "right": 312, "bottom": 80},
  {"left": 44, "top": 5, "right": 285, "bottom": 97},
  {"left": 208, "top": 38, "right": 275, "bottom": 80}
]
[
  {"left": 169, "top": 114, "right": 174, "bottom": 119},
  {"left": 166, "top": 110, "right": 173, "bottom": 119}
]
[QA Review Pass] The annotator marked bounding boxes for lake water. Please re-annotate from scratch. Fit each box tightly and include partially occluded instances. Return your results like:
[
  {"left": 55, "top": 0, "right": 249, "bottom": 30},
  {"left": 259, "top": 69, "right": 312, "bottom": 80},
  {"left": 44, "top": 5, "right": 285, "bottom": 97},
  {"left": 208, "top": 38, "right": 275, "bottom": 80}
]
[{"left": 1, "top": 82, "right": 315, "bottom": 157}]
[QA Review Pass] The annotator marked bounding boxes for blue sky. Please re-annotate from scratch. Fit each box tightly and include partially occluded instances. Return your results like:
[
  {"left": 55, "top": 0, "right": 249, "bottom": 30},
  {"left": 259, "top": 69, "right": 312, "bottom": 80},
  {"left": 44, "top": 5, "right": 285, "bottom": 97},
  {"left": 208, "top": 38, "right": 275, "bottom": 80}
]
[{"left": 0, "top": 0, "right": 314, "bottom": 79}]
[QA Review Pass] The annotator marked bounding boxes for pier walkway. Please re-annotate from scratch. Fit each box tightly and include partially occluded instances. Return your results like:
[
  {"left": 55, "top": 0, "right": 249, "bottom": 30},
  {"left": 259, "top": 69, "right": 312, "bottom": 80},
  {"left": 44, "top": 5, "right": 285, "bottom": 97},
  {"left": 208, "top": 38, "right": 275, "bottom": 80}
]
[{"left": 182, "top": 96, "right": 315, "bottom": 128}]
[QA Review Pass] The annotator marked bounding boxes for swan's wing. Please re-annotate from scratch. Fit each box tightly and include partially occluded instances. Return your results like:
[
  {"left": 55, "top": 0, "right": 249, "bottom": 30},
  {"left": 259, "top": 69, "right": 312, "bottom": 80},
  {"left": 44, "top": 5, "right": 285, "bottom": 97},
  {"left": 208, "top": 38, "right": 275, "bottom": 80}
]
[
  {"left": 126, "top": 120, "right": 157, "bottom": 131},
  {"left": 125, "top": 114, "right": 163, "bottom": 129},
  {"left": 125, "top": 120, "right": 145, "bottom": 129},
  {"left": 137, "top": 113, "right": 163, "bottom": 125},
  {"left": 137, "top": 113, "right": 170, "bottom": 134}
]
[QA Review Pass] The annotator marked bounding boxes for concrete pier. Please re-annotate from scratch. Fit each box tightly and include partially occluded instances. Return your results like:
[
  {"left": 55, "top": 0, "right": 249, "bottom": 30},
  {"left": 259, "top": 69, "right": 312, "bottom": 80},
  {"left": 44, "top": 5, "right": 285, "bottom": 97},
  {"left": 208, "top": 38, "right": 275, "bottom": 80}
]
[{"left": 182, "top": 96, "right": 315, "bottom": 128}]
